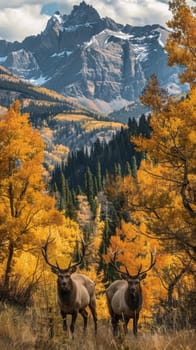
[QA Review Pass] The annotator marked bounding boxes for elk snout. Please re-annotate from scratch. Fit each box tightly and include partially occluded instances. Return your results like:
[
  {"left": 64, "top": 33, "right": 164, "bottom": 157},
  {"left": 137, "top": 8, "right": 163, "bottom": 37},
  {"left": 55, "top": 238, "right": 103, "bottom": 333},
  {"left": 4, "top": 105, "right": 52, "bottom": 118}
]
[
  {"left": 130, "top": 286, "right": 136, "bottom": 293},
  {"left": 128, "top": 280, "right": 139, "bottom": 295},
  {"left": 58, "top": 274, "right": 71, "bottom": 291}
]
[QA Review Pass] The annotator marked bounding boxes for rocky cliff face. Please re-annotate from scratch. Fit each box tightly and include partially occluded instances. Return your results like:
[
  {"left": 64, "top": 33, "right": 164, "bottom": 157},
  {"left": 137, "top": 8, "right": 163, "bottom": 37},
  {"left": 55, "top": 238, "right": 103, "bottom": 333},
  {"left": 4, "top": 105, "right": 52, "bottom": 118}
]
[
  {"left": 5, "top": 49, "right": 41, "bottom": 79},
  {"left": 0, "top": 1, "right": 188, "bottom": 115}
]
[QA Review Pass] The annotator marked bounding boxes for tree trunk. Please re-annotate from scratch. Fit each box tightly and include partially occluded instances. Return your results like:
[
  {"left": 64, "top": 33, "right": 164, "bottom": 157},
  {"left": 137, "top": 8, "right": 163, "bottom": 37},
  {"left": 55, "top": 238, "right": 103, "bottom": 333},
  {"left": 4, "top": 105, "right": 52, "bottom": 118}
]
[{"left": 3, "top": 241, "right": 14, "bottom": 289}]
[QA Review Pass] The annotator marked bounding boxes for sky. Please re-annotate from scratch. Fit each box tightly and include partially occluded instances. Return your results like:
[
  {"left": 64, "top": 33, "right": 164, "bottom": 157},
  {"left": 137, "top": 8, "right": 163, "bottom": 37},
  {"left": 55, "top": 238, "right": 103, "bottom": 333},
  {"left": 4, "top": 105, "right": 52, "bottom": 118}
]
[{"left": 0, "top": 0, "right": 194, "bottom": 42}]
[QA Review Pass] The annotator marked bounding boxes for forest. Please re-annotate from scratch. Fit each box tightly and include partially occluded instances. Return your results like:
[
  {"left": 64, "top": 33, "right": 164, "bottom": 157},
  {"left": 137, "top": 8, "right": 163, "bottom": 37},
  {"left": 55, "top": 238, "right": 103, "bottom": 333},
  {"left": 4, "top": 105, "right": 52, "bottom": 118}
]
[
  {"left": 0, "top": 1, "right": 195, "bottom": 349},
  {"left": 50, "top": 114, "right": 150, "bottom": 219}
]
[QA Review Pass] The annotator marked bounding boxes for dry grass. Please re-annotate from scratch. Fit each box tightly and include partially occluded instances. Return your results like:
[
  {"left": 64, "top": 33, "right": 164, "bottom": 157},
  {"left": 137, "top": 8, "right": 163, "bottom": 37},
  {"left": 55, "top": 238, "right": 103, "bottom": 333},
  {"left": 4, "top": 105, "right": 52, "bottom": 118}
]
[
  {"left": 83, "top": 120, "right": 124, "bottom": 131},
  {"left": 54, "top": 114, "right": 92, "bottom": 122},
  {"left": 0, "top": 303, "right": 195, "bottom": 350},
  {"left": 54, "top": 113, "right": 124, "bottom": 131}
]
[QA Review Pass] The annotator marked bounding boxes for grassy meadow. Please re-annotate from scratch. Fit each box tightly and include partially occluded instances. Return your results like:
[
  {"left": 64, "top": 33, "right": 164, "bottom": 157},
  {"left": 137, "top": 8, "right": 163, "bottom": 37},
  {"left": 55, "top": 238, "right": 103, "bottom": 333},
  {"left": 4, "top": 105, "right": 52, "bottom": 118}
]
[{"left": 0, "top": 302, "right": 195, "bottom": 350}]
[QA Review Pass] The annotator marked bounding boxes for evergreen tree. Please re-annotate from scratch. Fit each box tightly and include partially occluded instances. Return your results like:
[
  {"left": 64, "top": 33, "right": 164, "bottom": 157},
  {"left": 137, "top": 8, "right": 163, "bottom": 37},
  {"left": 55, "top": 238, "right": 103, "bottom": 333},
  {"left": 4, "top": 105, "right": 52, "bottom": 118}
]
[
  {"left": 96, "top": 161, "right": 102, "bottom": 192},
  {"left": 125, "top": 161, "right": 132, "bottom": 176},
  {"left": 128, "top": 117, "right": 138, "bottom": 135},
  {"left": 139, "top": 114, "right": 151, "bottom": 137},
  {"left": 84, "top": 166, "right": 95, "bottom": 213},
  {"left": 131, "top": 155, "right": 137, "bottom": 178}
]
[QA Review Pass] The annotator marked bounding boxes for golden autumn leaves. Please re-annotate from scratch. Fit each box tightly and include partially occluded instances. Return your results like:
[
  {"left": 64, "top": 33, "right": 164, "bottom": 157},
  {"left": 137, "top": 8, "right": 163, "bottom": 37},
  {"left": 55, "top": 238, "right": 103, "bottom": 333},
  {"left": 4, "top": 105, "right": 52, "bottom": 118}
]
[{"left": 0, "top": 101, "right": 66, "bottom": 288}]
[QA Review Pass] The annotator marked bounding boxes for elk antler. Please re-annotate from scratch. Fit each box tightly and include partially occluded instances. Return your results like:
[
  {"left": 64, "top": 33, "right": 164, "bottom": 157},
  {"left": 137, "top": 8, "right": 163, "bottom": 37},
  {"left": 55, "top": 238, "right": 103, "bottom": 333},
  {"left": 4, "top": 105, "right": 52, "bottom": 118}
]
[
  {"left": 41, "top": 235, "right": 60, "bottom": 273},
  {"left": 110, "top": 249, "right": 156, "bottom": 279},
  {"left": 136, "top": 250, "right": 156, "bottom": 277},
  {"left": 110, "top": 249, "right": 127, "bottom": 276},
  {"left": 68, "top": 237, "right": 87, "bottom": 271}
]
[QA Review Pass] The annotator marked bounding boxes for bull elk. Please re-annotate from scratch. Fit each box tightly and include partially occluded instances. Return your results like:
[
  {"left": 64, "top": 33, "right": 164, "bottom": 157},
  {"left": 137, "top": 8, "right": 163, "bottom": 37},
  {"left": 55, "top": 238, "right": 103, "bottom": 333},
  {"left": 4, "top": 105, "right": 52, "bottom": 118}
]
[
  {"left": 106, "top": 251, "right": 156, "bottom": 336},
  {"left": 41, "top": 236, "right": 97, "bottom": 336}
]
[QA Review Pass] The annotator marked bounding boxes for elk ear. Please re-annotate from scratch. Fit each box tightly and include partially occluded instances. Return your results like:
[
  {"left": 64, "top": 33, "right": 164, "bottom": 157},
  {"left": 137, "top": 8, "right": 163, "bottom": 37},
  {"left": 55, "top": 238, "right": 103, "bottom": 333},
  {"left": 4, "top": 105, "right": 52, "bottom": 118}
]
[
  {"left": 120, "top": 272, "right": 127, "bottom": 280},
  {"left": 70, "top": 266, "right": 77, "bottom": 273},
  {"left": 139, "top": 272, "right": 147, "bottom": 281},
  {"left": 51, "top": 266, "right": 59, "bottom": 274}
]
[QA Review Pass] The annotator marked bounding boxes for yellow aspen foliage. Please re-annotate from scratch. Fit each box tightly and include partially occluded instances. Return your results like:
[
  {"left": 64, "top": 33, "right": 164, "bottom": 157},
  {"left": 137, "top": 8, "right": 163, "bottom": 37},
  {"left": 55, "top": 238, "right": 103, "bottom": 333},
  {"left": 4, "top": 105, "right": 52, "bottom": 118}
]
[
  {"left": 166, "top": 0, "right": 196, "bottom": 86},
  {"left": 131, "top": 84, "right": 196, "bottom": 258},
  {"left": 0, "top": 101, "right": 65, "bottom": 289}
]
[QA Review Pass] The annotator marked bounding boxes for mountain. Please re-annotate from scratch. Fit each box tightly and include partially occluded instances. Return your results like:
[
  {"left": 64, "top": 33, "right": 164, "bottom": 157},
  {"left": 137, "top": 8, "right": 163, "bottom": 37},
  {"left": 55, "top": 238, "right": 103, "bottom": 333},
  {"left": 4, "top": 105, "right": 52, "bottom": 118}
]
[{"left": 0, "top": 1, "right": 188, "bottom": 118}]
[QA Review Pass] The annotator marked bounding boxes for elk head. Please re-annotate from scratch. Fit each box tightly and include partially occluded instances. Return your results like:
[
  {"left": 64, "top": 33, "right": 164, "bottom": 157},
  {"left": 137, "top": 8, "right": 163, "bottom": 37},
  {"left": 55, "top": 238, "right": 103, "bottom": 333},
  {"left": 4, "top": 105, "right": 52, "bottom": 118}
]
[
  {"left": 41, "top": 235, "right": 86, "bottom": 292},
  {"left": 110, "top": 250, "right": 156, "bottom": 297}
]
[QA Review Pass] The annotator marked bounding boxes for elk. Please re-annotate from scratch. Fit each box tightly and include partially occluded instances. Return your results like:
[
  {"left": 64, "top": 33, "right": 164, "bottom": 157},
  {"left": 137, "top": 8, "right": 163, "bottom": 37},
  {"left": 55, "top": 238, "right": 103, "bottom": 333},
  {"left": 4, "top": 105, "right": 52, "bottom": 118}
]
[
  {"left": 41, "top": 236, "right": 97, "bottom": 336},
  {"left": 106, "top": 251, "right": 156, "bottom": 336}
]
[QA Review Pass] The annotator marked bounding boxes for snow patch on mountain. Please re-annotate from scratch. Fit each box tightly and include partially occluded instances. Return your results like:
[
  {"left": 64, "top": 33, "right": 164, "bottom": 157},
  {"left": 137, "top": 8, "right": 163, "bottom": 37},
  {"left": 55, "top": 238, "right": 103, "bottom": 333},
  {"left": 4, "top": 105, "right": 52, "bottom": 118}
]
[
  {"left": 84, "top": 29, "right": 133, "bottom": 49},
  {"left": 158, "top": 32, "right": 165, "bottom": 48},
  {"left": 165, "top": 73, "right": 189, "bottom": 95},
  {"left": 30, "top": 75, "right": 49, "bottom": 85},
  {"left": 132, "top": 45, "right": 148, "bottom": 62},
  {"left": 53, "top": 12, "right": 63, "bottom": 24},
  {"left": 109, "top": 31, "right": 133, "bottom": 41},
  {"left": 0, "top": 56, "right": 7, "bottom": 63},
  {"left": 51, "top": 50, "right": 72, "bottom": 58}
]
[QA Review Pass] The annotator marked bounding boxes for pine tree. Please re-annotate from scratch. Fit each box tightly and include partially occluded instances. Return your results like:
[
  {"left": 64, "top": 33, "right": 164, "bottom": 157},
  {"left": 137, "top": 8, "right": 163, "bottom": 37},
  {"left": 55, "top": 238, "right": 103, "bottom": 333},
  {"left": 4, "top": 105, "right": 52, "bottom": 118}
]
[
  {"left": 125, "top": 161, "right": 132, "bottom": 176},
  {"left": 84, "top": 166, "right": 95, "bottom": 213},
  {"left": 131, "top": 155, "right": 137, "bottom": 178},
  {"left": 96, "top": 161, "right": 102, "bottom": 192}
]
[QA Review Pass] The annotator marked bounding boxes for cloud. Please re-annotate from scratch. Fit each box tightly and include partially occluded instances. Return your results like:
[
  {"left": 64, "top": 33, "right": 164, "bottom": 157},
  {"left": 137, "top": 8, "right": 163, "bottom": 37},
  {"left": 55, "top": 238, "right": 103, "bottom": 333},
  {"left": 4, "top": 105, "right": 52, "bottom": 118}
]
[
  {"left": 0, "top": 0, "right": 194, "bottom": 42},
  {"left": 0, "top": 4, "right": 49, "bottom": 42},
  {"left": 93, "top": 0, "right": 171, "bottom": 26}
]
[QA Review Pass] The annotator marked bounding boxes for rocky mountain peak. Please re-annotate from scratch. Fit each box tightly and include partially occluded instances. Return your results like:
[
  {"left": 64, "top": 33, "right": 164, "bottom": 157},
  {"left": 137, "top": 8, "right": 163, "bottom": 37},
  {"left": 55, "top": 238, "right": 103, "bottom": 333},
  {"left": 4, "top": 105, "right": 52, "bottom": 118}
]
[
  {"left": 64, "top": 1, "right": 101, "bottom": 26},
  {"left": 44, "top": 10, "right": 63, "bottom": 36}
]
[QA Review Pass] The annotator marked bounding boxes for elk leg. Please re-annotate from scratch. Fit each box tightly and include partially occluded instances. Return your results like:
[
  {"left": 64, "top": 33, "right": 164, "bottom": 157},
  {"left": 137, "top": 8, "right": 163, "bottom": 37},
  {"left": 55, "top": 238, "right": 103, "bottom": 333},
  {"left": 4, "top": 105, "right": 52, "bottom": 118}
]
[
  {"left": 60, "top": 310, "right": 67, "bottom": 331},
  {"left": 123, "top": 315, "right": 130, "bottom": 335},
  {"left": 112, "top": 315, "right": 120, "bottom": 337},
  {"left": 79, "top": 309, "right": 88, "bottom": 333},
  {"left": 89, "top": 301, "right": 98, "bottom": 335},
  {"left": 70, "top": 311, "right": 77, "bottom": 335},
  {"left": 133, "top": 313, "right": 139, "bottom": 336}
]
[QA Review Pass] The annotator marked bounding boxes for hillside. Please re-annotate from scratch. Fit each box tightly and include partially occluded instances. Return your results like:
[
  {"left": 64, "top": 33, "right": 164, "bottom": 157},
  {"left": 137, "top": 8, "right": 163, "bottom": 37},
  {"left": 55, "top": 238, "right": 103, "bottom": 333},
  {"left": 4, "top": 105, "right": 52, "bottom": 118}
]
[
  {"left": 0, "top": 65, "right": 93, "bottom": 117},
  {"left": 0, "top": 65, "right": 124, "bottom": 167},
  {"left": 42, "top": 112, "right": 124, "bottom": 169}
]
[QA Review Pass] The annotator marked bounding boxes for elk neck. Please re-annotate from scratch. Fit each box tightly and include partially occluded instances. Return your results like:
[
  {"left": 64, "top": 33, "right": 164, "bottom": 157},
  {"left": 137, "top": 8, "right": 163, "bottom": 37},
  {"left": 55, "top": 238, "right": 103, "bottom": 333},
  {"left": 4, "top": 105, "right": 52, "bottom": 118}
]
[{"left": 125, "top": 283, "right": 142, "bottom": 311}]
